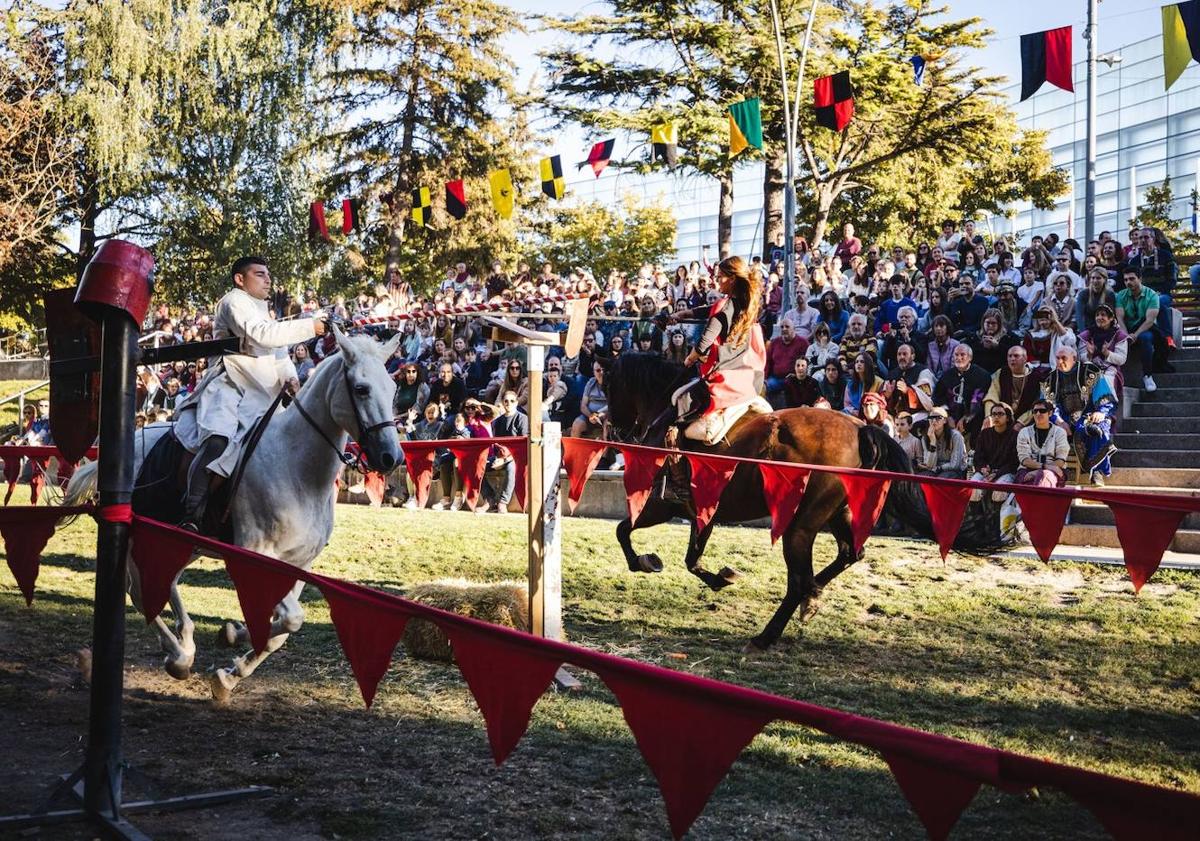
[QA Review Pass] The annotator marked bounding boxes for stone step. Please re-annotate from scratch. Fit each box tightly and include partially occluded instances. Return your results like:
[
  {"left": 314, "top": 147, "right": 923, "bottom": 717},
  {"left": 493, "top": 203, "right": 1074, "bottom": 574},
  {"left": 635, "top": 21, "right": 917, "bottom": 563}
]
[
  {"left": 1136, "top": 386, "right": 1200, "bottom": 401},
  {"left": 1120, "top": 416, "right": 1200, "bottom": 434},
  {"left": 1071, "top": 501, "right": 1200, "bottom": 530},
  {"left": 1114, "top": 433, "right": 1200, "bottom": 450},
  {"left": 1145, "top": 372, "right": 1200, "bottom": 388},
  {"left": 1131, "top": 401, "right": 1200, "bottom": 418},
  {"left": 1059, "top": 524, "right": 1200, "bottom": 554},
  {"left": 1109, "top": 467, "right": 1200, "bottom": 487},
  {"left": 1111, "top": 449, "right": 1200, "bottom": 468},
  {"left": 1168, "top": 348, "right": 1200, "bottom": 360},
  {"left": 1167, "top": 359, "right": 1200, "bottom": 372}
]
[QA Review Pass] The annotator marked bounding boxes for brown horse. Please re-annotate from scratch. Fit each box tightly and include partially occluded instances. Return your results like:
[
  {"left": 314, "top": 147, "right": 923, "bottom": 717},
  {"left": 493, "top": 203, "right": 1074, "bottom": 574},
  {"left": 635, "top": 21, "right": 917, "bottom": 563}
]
[{"left": 604, "top": 353, "right": 998, "bottom": 649}]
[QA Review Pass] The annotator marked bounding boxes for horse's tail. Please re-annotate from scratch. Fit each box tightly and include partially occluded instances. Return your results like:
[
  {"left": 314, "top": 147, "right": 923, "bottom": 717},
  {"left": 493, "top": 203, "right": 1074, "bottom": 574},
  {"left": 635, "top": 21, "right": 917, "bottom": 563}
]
[
  {"left": 856, "top": 425, "right": 1008, "bottom": 554},
  {"left": 61, "top": 460, "right": 99, "bottom": 524}
]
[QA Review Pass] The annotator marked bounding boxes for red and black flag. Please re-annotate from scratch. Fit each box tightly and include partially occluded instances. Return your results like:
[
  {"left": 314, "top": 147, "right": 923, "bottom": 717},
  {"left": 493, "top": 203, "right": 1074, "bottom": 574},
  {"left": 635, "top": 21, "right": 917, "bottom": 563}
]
[
  {"left": 814, "top": 71, "right": 854, "bottom": 132},
  {"left": 308, "top": 201, "right": 331, "bottom": 243},
  {"left": 341, "top": 198, "right": 361, "bottom": 234},
  {"left": 579, "top": 138, "right": 615, "bottom": 178},
  {"left": 1020, "top": 26, "right": 1073, "bottom": 101},
  {"left": 445, "top": 180, "right": 467, "bottom": 220}
]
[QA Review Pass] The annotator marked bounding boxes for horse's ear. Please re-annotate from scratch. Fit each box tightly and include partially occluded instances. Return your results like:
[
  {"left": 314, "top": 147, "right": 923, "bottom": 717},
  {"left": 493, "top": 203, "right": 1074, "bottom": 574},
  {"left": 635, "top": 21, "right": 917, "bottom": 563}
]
[
  {"left": 332, "top": 322, "right": 357, "bottom": 364},
  {"left": 378, "top": 331, "right": 403, "bottom": 360}
]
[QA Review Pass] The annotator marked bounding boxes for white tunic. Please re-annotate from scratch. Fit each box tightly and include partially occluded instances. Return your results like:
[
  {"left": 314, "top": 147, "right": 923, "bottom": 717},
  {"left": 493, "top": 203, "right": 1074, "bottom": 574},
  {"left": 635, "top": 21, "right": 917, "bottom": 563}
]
[{"left": 175, "top": 288, "right": 317, "bottom": 476}]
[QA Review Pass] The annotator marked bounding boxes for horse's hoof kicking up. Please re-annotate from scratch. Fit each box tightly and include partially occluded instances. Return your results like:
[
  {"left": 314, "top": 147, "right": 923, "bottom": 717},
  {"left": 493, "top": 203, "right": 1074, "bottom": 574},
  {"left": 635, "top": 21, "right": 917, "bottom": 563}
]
[
  {"left": 635, "top": 554, "right": 663, "bottom": 573},
  {"left": 718, "top": 566, "right": 742, "bottom": 584},
  {"left": 164, "top": 655, "right": 192, "bottom": 681}
]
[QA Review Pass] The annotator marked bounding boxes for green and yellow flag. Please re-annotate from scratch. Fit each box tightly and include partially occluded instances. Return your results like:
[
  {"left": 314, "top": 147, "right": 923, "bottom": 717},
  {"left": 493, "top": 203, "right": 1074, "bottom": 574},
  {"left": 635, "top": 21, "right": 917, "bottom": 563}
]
[
  {"left": 1163, "top": 2, "right": 1200, "bottom": 90},
  {"left": 410, "top": 187, "right": 431, "bottom": 227},
  {"left": 651, "top": 121, "right": 678, "bottom": 166},
  {"left": 490, "top": 169, "right": 514, "bottom": 219},
  {"left": 540, "top": 155, "right": 565, "bottom": 201},
  {"left": 728, "top": 98, "right": 763, "bottom": 157}
]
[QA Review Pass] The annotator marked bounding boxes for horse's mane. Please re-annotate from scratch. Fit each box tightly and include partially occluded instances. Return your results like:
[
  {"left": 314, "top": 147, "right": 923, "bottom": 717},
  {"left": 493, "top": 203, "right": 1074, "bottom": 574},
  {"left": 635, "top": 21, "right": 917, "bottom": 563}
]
[{"left": 610, "top": 352, "right": 685, "bottom": 397}]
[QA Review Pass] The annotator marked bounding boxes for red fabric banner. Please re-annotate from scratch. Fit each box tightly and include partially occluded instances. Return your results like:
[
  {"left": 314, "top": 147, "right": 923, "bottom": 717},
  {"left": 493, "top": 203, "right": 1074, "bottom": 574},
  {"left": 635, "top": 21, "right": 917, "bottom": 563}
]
[
  {"left": 222, "top": 553, "right": 299, "bottom": 653},
  {"left": 920, "top": 483, "right": 972, "bottom": 560},
  {"left": 129, "top": 520, "right": 195, "bottom": 624},
  {"left": 1108, "top": 502, "right": 1187, "bottom": 593},
  {"left": 2, "top": 454, "right": 20, "bottom": 504},
  {"left": 0, "top": 509, "right": 59, "bottom": 605},
  {"left": 319, "top": 579, "right": 409, "bottom": 708},
  {"left": 509, "top": 439, "right": 529, "bottom": 511},
  {"left": 561, "top": 438, "right": 606, "bottom": 513},
  {"left": 621, "top": 447, "right": 667, "bottom": 526},
  {"left": 883, "top": 752, "right": 981, "bottom": 840},
  {"left": 600, "top": 669, "right": 770, "bottom": 839},
  {"left": 27, "top": 458, "right": 47, "bottom": 505},
  {"left": 447, "top": 441, "right": 490, "bottom": 510},
  {"left": 686, "top": 454, "right": 737, "bottom": 531},
  {"left": 445, "top": 624, "right": 562, "bottom": 765},
  {"left": 363, "top": 470, "right": 387, "bottom": 507},
  {"left": 401, "top": 443, "right": 438, "bottom": 508},
  {"left": 839, "top": 474, "right": 892, "bottom": 554},
  {"left": 758, "top": 463, "right": 811, "bottom": 544},
  {"left": 1012, "top": 491, "right": 1073, "bottom": 562},
  {"left": 1043, "top": 25, "right": 1074, "bottom": 92}
]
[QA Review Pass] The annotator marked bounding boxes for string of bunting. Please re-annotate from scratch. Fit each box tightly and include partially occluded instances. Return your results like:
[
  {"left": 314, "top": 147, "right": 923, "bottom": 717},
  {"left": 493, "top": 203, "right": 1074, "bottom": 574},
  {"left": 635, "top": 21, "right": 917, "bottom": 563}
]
[
  {"left": 349, "top": 293, "right": 588, "bottom": 328},
  {"left": 560, "top": 438, "right": 1200, "bottom": 592},
  {"left": 2, "top": 507, "right": 1198, "bottom": 839},
  {"left": 1, "top": 446, "right": 96, "bottom": 507}
]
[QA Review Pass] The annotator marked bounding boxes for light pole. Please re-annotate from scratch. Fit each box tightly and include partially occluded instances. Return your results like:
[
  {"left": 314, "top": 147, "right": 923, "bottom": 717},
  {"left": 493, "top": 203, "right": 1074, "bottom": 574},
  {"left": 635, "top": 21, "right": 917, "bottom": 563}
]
[{"left": 1084, "top": 0, "right": 1097, "bottom": 246}]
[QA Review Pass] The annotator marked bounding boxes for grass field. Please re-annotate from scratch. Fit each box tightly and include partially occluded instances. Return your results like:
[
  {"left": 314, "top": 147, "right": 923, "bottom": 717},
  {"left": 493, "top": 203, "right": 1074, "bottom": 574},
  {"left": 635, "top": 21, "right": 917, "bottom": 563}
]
[{"left": 2, "top": 506, "right": 1198, "bottom": 839}]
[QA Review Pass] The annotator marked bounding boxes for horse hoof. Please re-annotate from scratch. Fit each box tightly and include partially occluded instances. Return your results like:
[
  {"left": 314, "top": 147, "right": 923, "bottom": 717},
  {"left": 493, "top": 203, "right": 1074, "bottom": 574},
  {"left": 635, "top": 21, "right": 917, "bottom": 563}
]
[
  {"left": 636, "top": 554, "right": 663, "bottom": 574},
  {"left": 800, "top": 599, "right": 823, "bottom": 623},
  {"left": 209, "top": 669, "right": 235, "bottom": 706},
  {"left": 164, "top": 655, "right": 192, "bottom": 680},
  {"left": 742, "top": 638, "right": 769, "bottom": 654},
  {"left": 216, "top": 621, "right": 242, "bottom": 648},
  {"left": 718, "top": 566, "right": 742, "bottom": 584}
]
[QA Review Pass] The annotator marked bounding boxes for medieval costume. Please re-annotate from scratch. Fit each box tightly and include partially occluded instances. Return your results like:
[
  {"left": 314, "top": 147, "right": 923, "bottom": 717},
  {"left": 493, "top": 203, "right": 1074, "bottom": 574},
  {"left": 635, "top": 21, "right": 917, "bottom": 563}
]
[
  {"left": 1042, "top": 360, "right": 1117, "bottom": 481},
  {"left": 1079, "top": 320, "right": 1129, "bottom": 402},
  {"left": 983, "top": 363, "right": 1044, "bottom": 428}
]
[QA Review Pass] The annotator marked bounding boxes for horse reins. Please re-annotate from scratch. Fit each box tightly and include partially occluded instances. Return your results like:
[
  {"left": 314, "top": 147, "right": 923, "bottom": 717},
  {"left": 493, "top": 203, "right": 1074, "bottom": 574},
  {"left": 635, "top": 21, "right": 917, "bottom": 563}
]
[{"left": 290, "top": 359, "right": 396, "bottom": 470}]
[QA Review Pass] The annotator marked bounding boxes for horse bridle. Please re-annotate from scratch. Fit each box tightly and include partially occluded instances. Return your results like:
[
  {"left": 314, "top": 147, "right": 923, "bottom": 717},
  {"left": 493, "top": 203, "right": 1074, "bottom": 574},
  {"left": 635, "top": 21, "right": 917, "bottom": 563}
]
[{"left": 290, "top": 359, "right": 395, "bottom": 469}]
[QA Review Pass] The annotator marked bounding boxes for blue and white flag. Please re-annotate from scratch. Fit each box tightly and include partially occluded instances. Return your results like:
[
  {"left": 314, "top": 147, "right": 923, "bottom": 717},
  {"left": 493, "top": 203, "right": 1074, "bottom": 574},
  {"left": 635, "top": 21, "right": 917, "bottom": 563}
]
[{"left": 909, "top": 55, "right": 927, "bottom": 86}]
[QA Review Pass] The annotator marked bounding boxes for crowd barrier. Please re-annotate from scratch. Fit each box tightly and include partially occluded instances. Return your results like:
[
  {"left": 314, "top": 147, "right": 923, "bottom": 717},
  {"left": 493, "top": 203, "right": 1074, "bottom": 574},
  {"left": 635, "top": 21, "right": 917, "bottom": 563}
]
[{"left": 0, "top": 505, "right": 1196, "bottom": 839}]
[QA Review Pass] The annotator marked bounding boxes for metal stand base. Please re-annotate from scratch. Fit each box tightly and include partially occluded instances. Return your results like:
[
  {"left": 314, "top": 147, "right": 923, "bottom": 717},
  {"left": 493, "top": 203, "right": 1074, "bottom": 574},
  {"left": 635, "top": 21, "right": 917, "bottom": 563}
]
[{"left": 0, "top": 766, "right": 271, "bottom": 840}]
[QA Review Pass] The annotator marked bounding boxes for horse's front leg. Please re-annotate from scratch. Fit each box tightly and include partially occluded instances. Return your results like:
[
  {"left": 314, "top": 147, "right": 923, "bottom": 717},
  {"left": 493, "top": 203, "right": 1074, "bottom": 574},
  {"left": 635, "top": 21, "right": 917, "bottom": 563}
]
[
  {"left": 616, "top": 497, "right": 676, "bottom": 574},
  {"left": 210, "top": 580, "right": 307, "bottom": 704},
  {"left": 683, "top": 517, "right": 738, "bottom": 591}
]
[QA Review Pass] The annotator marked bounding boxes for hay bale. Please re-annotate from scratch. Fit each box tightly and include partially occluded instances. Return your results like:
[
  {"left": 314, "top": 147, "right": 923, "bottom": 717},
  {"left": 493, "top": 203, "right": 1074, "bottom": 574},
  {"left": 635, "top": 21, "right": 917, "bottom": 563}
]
[{"left": 402, "top": 579, "right": 530, "bottom": 662}]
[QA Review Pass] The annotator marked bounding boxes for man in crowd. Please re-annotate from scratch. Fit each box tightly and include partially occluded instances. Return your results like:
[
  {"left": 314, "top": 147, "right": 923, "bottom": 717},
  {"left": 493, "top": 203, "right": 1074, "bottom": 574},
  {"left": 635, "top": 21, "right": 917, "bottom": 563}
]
[
  {"left": 948, "top": 273, "right": 989, "bottom": 336},
  {"left": 783, "top": 357, "right": 821, "bottom": 408},
  {"left": 983, "top": 345, "right": 1042, "bottom": 430},
  {"left": 883, "top": 343, "right": 935, "bottom": 424},
  {"left": 764, "top": 318, "right": 809, "bottom": 407},
  {"left": 1115, "top": 266, "right": 1165, "bottom": 392},
  {"left": 479, "top": 390, "right": 529, "bottom": 514},
  {"left": 933, "top": 344, "right": 990, "bottom": 445},
  {"left": 969, "top": 401, "right": 1020, "bottom": 503},
  {"left": 1043, "top": 345, "right": 1117, "bottom": 486},
  {"left": 429, "top": 361, "right": 467, "bottom": 414},
  {"left": 874, "top": 276, "right": 917, "bottom": 333}
]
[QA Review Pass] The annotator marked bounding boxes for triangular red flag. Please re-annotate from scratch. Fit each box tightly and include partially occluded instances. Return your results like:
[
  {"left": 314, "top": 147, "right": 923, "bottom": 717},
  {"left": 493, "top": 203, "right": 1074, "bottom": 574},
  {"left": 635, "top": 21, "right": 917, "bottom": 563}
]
[
  {"left": 445, "top": 624, "right": 562, "bottom": 765},
  {"left": 129, "top": 520, "right": 196, "bottom": 623},
  {"left": 401, "top": 444, "right": 438, "bottom": 508},
  {"left": 686, "top": 454, "right": 737, "bottom": 531},
  {"left": 0, "top": 510, "right": 59, "bottom": 605},
  {"left": 621, "top": 447, "right": 667, "bottom": 526},
  {"left": 222, "top": 553, "right": 299, "bottom": 653},
  {"left": 601, "top": 670, "right": 770, "bottom": 839},
  {"left": 448, "top": 442, "right": 489, "bottom": 510},
  {"left": 920, "top": 483, "right": 972, "bottom": 560},
  {"left": 561, "top": 439, "right": 606, "bottom": 513},
  {"left": 757, "top": 463, "right": 811, "bottom": 544},
  {"left": 1012, "top": 491, "right": 1072, "bottom": 562},
  {"left": 1109, "top": 502, "right": 1187, "bottom": 593},
  {"left": 883, "top": 752, "right": 981, "bottom": 841},
  {"left": 363, "top": 470, "right": 387, "bottom": 507},
  {"left": 509, "top": 439, "right": 528, "bottom": 511},
  {"left": 27, "top": 458, "right": 47, "bottom": 505},
  {"left": 839, "top": 473, "right": 892, "bottom": 554},
  {"left": 1070, "top": 791, "right": 1198, "bottom": 841},
  {"left": 2, "top": 454, "right": 20, "bottom": 504},
  {"left": 320, "top": 582, "right": 409, "bottom": 708}
]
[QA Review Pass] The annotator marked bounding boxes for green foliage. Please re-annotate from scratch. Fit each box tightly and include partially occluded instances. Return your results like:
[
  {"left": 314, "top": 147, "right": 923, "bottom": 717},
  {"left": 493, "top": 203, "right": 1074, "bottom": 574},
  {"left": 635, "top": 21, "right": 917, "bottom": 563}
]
[
  {"left": 533, "top": 195, "right": 677, "bottom": 281},
  {"left": 1130, "top": 176, "right": 1200, "bottom": 252}
]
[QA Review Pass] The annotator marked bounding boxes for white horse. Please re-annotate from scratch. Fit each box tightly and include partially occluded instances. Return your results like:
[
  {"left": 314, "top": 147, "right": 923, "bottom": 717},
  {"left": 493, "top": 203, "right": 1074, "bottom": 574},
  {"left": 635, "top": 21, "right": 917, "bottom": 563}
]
[{"left": 66, "top": 327, "right": 403, "bottom": 703}]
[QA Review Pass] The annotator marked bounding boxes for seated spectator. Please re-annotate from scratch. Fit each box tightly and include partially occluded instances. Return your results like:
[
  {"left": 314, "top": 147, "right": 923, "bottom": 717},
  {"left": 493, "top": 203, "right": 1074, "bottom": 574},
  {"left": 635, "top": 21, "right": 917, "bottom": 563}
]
[
  {"left": 518, "top": 361, "right": 568, "bottom": 418},
  {"left": 1074, "top": 268, "right": 1116, "bottom": 336},
  {"left": 970, "top": 401, "right": 1020, "bottom": 502},
  {"left": 429, "top": 361, "right": 467, "bottom": 414},
  {"left": 838, "top": 313, "right": 875, "bottom": 365},
  {"left": 1079, "top": 303, "right": 1129, "bottom": 397},
  {"left": 816, "top": 291, "right": 849, "bottom": 342},
  {"left": 994, "top": 283, "right": 1026, "bottom": 335},
  {"left": 860, "top": 391, "right": 893, "bottom": 435},
  {"left": 484, "top": 358, "right": 526, "bottom": 405},
  {"left": 783, "top": 357, "right": 822, "bottom": 407},
  {"left": 151, "top": 377, "right": 184, "bottom": 414},
  {"left": 764, "top": 318, "right": 809, "bottom": 407},
  {"left": 402, "top": 402, "right": 463, "bottom": 510},
  {"left": 805, "top": 322, "right": 839, "bottom": 374},
  {"left": 1046, "top": 251, "right": 1084, "bottom": 295},
  {"left": 892, "top": 411, "right": 924, "bottom": 465},
  {"left": 1015, "top": 398, "right": 1069, "bottom": 488},
  {"left": 393, "top": 362, "right": 431, "bottom": 423},
  {"left": 1044, "top": 345, "right": 1117, "bottom": 486},
  {"left": 967, "top": 308, "right": 1019, "bottom": 374},
  {"left": 948, "top": 273, "right": 990, "bottom": 335},
  {"left": 873, "top": 276, "right": 917, "bottom": 333},
  {"left": 780, "top": 288, "right": 819, "bottom": 341},
  {"left": 570, "top": 361, "right": 608, "bottom": 438},
  {"left": 933, "top": 344, "right": 990, "bottom": 445},
  {"left": 664, "top": 329, "right": 690, "bottom": 364},
  {"left": 984, "top": 345, "right": 1042, "bottom": 429},
  {"left": 1115, "top": 267, "right": 1168, "bottom": 391},
  {"left": 294, "top": 343, "right": 316, "bottom": 383},
  {"left": 925, "top": 314, "right": 959, "bottom": 380},
  {"left": 879, "top": 306, "right": 925, "bottom": 369},
  {"left": 844, "top": 352, "right": 883, "bottom": 416},
  {"left": 919, "top": 406, "right": 967, "bottom": 478},
  {"left": 918, "top": 286, "right": 948, "bottom": 333},
  {"left": 883, "top": 343, "right": 935, "bottom": 423},
  {"left": 817, "top": 360, "right": 846, "bottom": 411},
  {"left": 1015, "top": 267, "right": 1045, "bottom": 329},
  {"left": 480, "top": 390, "right": 529, "bottom": 513},
  {"left": 1126, "top": 227, "right": 1176, "bottom": 344},
  {"left": 974, "top": 264, "right": 1003, "bottom": 300}
]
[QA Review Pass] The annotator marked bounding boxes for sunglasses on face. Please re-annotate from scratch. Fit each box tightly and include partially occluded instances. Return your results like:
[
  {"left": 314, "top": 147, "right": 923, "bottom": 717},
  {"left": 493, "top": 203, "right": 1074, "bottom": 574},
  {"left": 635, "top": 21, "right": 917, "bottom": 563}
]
[{"left": 1033, "top": 408, "right": 1050, "bottom": 414}]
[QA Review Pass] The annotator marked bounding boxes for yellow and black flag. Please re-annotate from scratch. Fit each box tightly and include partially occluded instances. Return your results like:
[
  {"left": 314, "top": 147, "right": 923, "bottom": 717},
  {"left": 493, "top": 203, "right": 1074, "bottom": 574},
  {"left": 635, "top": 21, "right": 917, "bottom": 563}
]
[
  {"left": 411, "top": 187, "right": 432, "bottom": 227},
  {"left": 651, "top": 122, "right": 678, "bottom": 166},
  {"left": 540, "top": 155, "right": 565, "bottom": 201},
  {"left": 490, "top": 169, "right": 514, "bottom": 219}
]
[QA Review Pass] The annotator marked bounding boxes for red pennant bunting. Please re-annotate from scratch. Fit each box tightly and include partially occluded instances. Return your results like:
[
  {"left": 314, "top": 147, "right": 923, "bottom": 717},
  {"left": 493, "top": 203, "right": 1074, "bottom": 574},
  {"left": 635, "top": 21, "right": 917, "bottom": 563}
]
[
  {"left": 402, "top": 444, "right": 438, "bottom": 508},
  {"left": 839, "top": 473, "right": 892, "bottom": 554},
  {"left": 2, "top": 454, "right": 19, "bottom": 505},
  {"left": 920, "top": 483, "right": 972, "bottom": 561},
  {"left": 0, "top": 510, "right": 59, "bottom": 605},
  {"left": 621, "top": 448, "right": 667, "bottom": 526},
  {"left": 1012, "top": 491, "right": 1072, "bottom": 563},
  {"left": 561, "top": 438, "right": 606, "bottom": 513},
  {"left": 757, "top": 463, "right": 811, "bottom": 544},
  {"left": 320, "top": 583, "right": 409, "bottom": 708},
  {"left": 601, "top": 670, "right": 770, "bottom": 839},
  {"left": 363, "top": 470, "right": 387, "bottom": 507},
  {"left": 448, "top": 442, "right": 489, "bottom": 510},
  {"left": 883, "top": 752, "right": 981, "bottom": 841},
  {"left": 510, "top": 439, "right": 528, "bottom": 511},
  {"left": 129, "top": 521, "right": 196, "bottom": 623},
  {"left": 28, "top": 458, "right": 47, "bottom": 505},
  {"left": 222, "top": 553, "right": 299, "bottom": 653},
  {"left": 1109, "top": 502, "right": 1187, "bottom": 593},
  {"left": 445, "top": 624, "right": 562, "bottom": 765},
  {"left": 686, "top": 455, "right": 737, "bottom": 531}
]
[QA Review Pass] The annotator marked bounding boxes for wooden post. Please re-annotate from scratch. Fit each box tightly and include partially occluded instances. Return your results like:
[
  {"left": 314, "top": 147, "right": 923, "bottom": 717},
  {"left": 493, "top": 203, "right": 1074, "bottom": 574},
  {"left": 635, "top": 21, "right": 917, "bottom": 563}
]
[{"left": 526, "top": 345, "right": 546, "bottom": 638}]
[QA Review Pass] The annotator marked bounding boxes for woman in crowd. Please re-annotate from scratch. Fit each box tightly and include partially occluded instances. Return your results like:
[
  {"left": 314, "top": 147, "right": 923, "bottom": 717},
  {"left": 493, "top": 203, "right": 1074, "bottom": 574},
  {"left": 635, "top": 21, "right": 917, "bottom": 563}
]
[
  {"left": 805, "top": 321, "right": 839, "bottom": 375},
  {"left": 293, "top": 343, "right": 315, "bottom": 384},
  {"left": 571, "top": 360, "right": 609, "bottom": 438},
  {"left": 393, "top": 362, "right": 430, "bottom": 422},
  {"left": 844, "top": 352, "right": 882, "bottom": 416},
  {"left": 484, "top": 358, "right": 526, "bottom": 405},
  {"left": 1079, "top": 303, "right": 1129, "bottom": 397},
  {"left": 1015, "top": 398, "right": 1069, "bottom": 488},
  {"left": 816, "top": 291, "right": 849, "bottom": 342},
  {"left": 818, "top": 359, "right": 846, "bottom": 411},
  {"left": 664, "top": 329, "right": 690, "bottom": 364},
  {"left": 920, "top": 406, "right": 967, "bottom": 478},
  {"left": 918, "top": 287, "right": 948, "bottom": 333}
]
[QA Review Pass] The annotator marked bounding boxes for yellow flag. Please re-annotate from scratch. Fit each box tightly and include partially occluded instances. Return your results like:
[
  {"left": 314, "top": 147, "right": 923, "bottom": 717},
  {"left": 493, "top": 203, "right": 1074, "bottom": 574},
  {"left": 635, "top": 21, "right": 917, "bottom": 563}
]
[
  {"left": 489, "top": 169, "right": 514, "bottom": 219},
  {"left": 729, "top": 114, "right": 749, "bottom": 157},
  {"left": 1164, "top": 4, "right": 1193, "bottom": 91}
]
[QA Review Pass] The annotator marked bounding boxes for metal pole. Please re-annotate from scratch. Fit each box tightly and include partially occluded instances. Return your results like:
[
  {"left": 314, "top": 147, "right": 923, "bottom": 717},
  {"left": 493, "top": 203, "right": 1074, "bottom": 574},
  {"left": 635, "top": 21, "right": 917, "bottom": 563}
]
[
  {"left": 83, "top": 312, "right": 138, "bottom": 820},
  {"left": 1085, "top": 0, "right": 1097, "bottom": 246},
  {"left": 767, "top": 0, "right": 796, "bottom": 333}
]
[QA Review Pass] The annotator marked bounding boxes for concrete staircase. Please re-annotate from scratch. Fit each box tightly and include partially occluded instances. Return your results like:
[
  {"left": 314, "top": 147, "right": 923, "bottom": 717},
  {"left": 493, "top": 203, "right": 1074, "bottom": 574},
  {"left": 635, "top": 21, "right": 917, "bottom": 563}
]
[{"left": 1059, "top": 283, "right": 1200, "bottom": 556}]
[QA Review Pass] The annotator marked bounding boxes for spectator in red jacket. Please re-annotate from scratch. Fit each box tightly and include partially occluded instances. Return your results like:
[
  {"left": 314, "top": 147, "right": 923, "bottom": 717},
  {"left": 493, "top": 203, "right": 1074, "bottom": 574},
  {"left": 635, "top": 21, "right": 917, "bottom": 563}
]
[{"left": 764, "top": 318, "right": 810, "bottom": 407}]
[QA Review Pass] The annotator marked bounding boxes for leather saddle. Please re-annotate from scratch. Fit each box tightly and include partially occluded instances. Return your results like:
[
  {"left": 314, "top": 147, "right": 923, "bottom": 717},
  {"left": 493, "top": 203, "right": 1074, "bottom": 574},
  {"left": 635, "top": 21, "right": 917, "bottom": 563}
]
[{"left": 132, "top": 428, "right": 234, "bottom": 543}]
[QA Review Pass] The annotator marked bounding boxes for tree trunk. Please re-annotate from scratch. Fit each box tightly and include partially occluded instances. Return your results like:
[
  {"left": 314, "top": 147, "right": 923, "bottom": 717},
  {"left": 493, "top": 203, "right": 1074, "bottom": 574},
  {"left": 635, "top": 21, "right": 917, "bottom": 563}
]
[
  {"left": 762, "top": 148, "right": 785, "bottom": 260},
  {"left": 76, "top": 172, "right": 99, "bottom": 281},
  {"left": 383, "top": 10, "right": 425, "bottom": 282},
  {"left": 717, "top": 169, "right": 734, "bottom": 259},
  {"left": 809, "top": 181, "right": 838, "bottom": 252}
]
